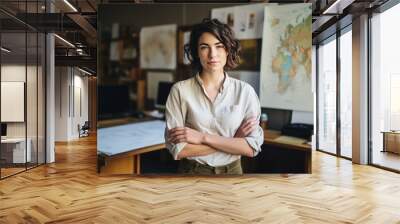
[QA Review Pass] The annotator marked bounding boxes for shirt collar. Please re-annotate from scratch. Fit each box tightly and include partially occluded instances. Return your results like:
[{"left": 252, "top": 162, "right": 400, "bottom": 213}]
[{"left": 195, "top": 72, "right": 230, "bottom": 93}]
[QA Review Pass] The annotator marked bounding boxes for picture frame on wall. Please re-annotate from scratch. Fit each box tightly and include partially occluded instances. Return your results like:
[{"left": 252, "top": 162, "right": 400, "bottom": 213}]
[
  {"left": 177, "top": 26, "right": 193, "bottom": 66},
  {"left": 140, "top": 24, "right": 177, "bottom": 69},
  {"left": 235, "top": 39, "right": 262, "bottom": 71}
]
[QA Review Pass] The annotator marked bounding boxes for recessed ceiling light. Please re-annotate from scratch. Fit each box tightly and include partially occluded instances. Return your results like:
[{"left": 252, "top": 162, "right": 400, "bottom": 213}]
[
  {"left": 78, "top": 67, "right": 93, "bottom": 76},
  {"left": 63, "top": 0, "right": 78, "bottom": 12},
  {"left": 322, "top": 0, "right": 350, "bottom": 15},
  {"left": 54, "top": 34, "right": 75, "bottom": 48},
  {"left": 1, "top": 47, "right": 11, "bottom": 53}
]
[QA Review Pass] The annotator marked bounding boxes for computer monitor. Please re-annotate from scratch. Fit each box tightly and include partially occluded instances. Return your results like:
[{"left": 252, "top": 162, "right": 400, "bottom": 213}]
[
  {"left": 1, "top": 123, "right": 7, "bottom": 137},
  {"left": 155, "top": 81, "right": 173, "bottom": 109},
  {"left": 98, "top": 85, "right": 133, "bottom": 120}
]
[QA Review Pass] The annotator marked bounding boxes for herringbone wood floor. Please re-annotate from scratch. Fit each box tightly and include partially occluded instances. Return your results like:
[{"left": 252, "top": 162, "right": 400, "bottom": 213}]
[{"left": 1, "top": 135, "right": 400, "bottom": 223}]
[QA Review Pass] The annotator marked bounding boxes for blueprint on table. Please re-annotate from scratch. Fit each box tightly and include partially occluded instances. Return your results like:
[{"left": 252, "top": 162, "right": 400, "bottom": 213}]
[{"left": 97, "top": 120, "right": 166, "bottom": 156}]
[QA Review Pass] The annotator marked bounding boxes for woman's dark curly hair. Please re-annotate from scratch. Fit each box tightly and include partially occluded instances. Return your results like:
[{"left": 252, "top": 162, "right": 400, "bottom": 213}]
[{"left": 184, "top": 18, "right": 241, "bottom": 73}]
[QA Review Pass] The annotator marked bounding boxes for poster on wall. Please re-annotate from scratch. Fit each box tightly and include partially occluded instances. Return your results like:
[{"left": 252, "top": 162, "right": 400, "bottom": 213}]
[
  {"left": 259, "top": 4, "right": 312, "bottom": 112},
  {"left": 140, "top": 24, "right": 177, "bottom": 69},
  {"left": 211, "top": 6, "right": 234, "bottom": 28},
  {"left": 233, "top": 4, "right": 266, "bottom": 39},
  {"left": 1, "top": 82, "right": 25, "bottom": 122},
  {"left": 211, "top": 3, "right": 268, "bottom": 40}
]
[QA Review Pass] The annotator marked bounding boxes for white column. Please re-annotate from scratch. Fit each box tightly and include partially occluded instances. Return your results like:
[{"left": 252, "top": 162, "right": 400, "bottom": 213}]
[
  {"left": 352, "top": 14, "right": 369, "bottom": 164},
  {"left": 46, "top": 1, "right": 55, "bottom": 163},
  {"left": 46, "top": 33, "right": 55, "bottom": 163},
  {"left": 55, "top": 67, "right": 73, "bottom": 141}
]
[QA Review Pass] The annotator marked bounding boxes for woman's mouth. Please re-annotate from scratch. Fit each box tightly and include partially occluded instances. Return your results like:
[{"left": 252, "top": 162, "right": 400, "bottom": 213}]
[{"left": 208, "top": 61, "right": 219, "bottom": 64}]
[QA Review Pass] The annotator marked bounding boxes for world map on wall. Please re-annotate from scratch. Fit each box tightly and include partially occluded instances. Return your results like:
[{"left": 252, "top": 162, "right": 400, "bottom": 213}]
[
  {"left": 260, "top": 4, "right": 313, "bottom": 112},
  {"left": 271, "top": 10, "right": 312, "bottom": 94}
]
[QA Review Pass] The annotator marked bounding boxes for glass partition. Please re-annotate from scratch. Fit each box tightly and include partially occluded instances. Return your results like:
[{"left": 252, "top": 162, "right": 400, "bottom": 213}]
[
  {"left": 38, "top": 32, "right": 45, "bottom": 165},
  {"left": 0, "top": 1, "right": 46, "bottom": 179},
  {"left": 1, "top": 31, "right": 28, "bottom": 177},
  {"left": 27, "top": 30, "right": 38, "bottom": 169}
]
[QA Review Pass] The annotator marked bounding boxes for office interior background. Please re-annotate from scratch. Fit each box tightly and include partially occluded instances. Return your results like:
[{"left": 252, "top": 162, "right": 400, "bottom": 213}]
[
  {"left": 1, "top": 0, "right": 399, "bottom": 178},
  {"left": 96, "top": 3, "right": 314, "bottom": 174},
  {"left": 0, "top": 0, "right": 399, "bottom": 223}
]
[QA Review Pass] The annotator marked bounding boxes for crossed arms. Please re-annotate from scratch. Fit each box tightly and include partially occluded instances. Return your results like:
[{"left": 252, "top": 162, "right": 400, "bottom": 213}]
[
  {"left": 167, "top": 117, "right": 258, "bottom": 159},
  {"left": 165, "top": 84, "right": 263, "bottom": 160}
]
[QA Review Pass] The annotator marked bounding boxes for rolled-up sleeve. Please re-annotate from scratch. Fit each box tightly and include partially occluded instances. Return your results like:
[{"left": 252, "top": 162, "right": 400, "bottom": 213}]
[
  {"left": 164, "top": 84, "right": 187, "bottom": 160},
  {"left": 244, "top": 88, "right": 264, "bottom": 157}
]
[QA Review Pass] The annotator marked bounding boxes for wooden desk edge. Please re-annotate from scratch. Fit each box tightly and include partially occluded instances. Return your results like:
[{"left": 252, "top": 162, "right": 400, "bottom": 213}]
[
  {"left": 99, "top": 143, "right": 166, "bottom": 161},
  {"left": 98, "top": 143, "right": 166, "bottom": 175},
  {"left": 263, "top": 130, "right": 311, "bottom": 152},
  {"left": 263, "top": 139, "right": 311, "bottom": 152}
]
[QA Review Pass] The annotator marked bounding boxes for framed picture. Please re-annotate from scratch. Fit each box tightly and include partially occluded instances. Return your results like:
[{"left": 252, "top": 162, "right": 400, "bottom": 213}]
[
  {"left": 140, "top": 24, "right": 177, "bottom": 69},
  {"left": 178, "top": 26, "right": 193, "bottom": 65},
  {"left": 236, "top": 39, "right": 261, "bottom": 71}
]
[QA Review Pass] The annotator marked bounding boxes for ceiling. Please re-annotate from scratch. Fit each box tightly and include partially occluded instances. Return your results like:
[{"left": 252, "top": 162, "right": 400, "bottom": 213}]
[
  {"left": 0, "top": 0, "right": 394, "bottom": 74},
  {"left": 1, "top": 0, "right": 97, "bottom": 73}
]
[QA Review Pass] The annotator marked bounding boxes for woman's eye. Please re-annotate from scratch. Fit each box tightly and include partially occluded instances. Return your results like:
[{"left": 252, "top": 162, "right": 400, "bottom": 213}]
[{"left": 217, "top": 45, "right": 225, "bottom": 48}]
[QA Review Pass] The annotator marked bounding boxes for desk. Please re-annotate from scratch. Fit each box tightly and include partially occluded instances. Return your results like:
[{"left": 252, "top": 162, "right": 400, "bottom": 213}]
[
  {"left": 98, "top": 117, "right": 154, "bottom": 128},
  {"left": 1, "top": 138, "right": 32, "bottom": 164},
  {"left": 98, "top": 126, "right": 312, "bottom": 175},
  {"left": 263, "top": 130, "right": 312, "bottom": 173},
  {"left": 97, "top": 120, "right": 166, "bottom": 174}
]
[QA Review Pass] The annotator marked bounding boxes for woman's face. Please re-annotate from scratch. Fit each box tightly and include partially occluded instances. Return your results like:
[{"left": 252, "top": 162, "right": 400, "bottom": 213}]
[{"left": 197, "top": 32, "right": 227, "bottom": 73}]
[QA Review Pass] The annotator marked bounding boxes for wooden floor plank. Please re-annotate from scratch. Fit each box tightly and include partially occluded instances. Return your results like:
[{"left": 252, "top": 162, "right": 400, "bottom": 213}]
[{"left": 0, "top": 135, "right": 399, "bottom": 223}]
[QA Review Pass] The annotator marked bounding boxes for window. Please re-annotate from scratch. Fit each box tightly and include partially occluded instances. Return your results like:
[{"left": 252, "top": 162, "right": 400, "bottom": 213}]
[
  {"left": 339, "top": 27, "right": 352, "bottom": 158},
  {"left": 371, "top": 2, "right": 400, "bottom": 171},
  {"left": 317, "top": 35, "right": 337, "bottom": 155}
]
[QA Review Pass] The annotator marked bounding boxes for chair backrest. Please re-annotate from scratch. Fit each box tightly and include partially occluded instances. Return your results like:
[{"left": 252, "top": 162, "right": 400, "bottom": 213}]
[{"left": 82, "top": 121, "right": 90, "bottom": 129}]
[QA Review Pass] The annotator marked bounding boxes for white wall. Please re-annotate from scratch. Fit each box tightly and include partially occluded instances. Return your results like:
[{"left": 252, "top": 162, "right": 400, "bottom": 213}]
[
  {"left": 1, "top": 65, "right": 41, "bottom": 137},
  {"left": 1, "top": 64, "right": 46, "bottom": 164},
  {"left": 55, "top": 67, "right": 89, "bottom": 141},
  {"left": 55, "top": 67, "right": 69, "bottom": 141}
]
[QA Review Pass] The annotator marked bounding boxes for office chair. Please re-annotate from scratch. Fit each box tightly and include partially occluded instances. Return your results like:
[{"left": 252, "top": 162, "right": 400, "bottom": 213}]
[{"left": 79, "top": 121, "right": 90, "bottom": 138}]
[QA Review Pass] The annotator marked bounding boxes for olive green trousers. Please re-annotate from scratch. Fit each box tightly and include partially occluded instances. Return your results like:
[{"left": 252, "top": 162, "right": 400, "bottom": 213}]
[{"left": 178, "top": 158, "right": 243, "bottom": 175}]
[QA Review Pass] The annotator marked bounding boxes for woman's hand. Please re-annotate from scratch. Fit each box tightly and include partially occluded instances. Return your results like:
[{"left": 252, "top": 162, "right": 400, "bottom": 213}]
[
  {"left": 168, "top": 127, "right": 205, "bottom": 145},
  {"left": 234, "top": 116, "right": 258, "bottom": 138}
]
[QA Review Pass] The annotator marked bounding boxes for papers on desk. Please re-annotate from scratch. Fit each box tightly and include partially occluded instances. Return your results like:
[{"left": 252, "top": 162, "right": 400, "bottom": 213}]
[
  {"left": 144, "top": 110, "right": 164, "bottom": 119},
  {"left": 97, "top": 120, "right": 166, "bottom": 156}
]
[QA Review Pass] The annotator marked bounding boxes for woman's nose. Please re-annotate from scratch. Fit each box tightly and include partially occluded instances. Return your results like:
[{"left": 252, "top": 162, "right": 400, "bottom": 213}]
[{"left": 209, "top": 47, "right": 217, "bottom": 58}]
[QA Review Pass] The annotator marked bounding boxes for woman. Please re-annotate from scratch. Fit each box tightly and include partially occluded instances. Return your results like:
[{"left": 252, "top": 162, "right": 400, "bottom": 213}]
[{"left": 165, "top": 18, "right": 264, "bottom": 175}]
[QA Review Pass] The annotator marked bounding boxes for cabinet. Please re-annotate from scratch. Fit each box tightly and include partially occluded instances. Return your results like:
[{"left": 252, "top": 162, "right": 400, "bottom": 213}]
[
  {"left": 1, "top": 138, "right": 32, "bottom": 165},
  {"left": 382, "top": 131, "right": 400, "bottom": 154}
]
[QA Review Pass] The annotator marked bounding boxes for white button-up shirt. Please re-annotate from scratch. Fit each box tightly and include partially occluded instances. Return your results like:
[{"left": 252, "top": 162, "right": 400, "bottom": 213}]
[{"left": 165, "top": 73, "right": 264, "bottom": 166}]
